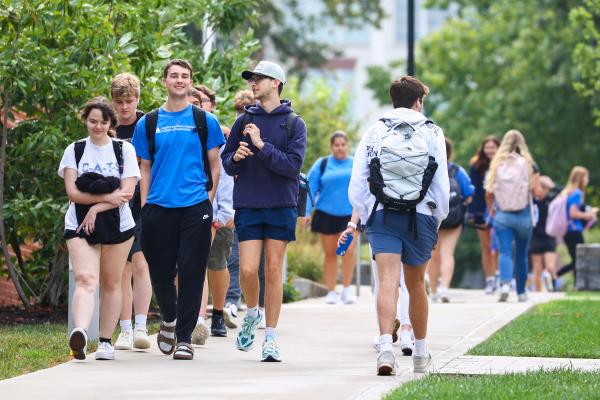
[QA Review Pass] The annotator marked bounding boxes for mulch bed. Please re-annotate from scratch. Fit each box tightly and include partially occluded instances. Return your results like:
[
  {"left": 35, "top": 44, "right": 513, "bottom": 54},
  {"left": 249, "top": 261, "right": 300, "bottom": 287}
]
[{"left": 0, "top": 305, "right": 68, "bottom": 326}]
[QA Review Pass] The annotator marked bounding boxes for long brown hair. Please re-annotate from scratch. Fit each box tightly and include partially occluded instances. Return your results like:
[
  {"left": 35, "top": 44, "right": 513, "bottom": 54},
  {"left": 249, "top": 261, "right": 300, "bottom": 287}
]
[{"left": 469, "top": 135, "right": 500, "bottom": 173}]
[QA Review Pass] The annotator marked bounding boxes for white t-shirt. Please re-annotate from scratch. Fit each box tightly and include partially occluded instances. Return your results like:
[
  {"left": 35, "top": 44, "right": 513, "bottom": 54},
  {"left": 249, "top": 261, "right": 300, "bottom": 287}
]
[{"left": 58, "top": 138, "right": 141, "bottom": 232}]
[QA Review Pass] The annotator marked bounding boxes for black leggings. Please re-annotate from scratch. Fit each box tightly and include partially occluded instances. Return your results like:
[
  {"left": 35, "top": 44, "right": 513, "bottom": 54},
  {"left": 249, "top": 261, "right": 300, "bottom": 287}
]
[
  {"left": 557, "top": 231, "right": 584, "bottom": 281},
  {"left": 141, "top": 201, "right": 213, "bottom": 343}
]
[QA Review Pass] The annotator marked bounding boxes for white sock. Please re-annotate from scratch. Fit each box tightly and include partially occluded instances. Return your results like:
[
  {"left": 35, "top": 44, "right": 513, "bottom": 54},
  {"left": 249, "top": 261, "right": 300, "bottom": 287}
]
[
  {"left": 342, "top": 286, "right": 351, "bottom": 295},
  {"left": 159, "top": 319, "right": 176, "bottom": 353},
  {"left": 134, "top": 314, "right": 147, "bottom": 329},
  {"left": 265, "top": 327, "right": 276, "bottom": 340},
  {"left": 247, "top": 306, "right": 259, "bottom": 320},
  {"left": 414, "top": 338, "right": 428, "bottom": 356},
  {"left": 327, "top": 290, "right": 337, "bottom": 296},
  {"left": 379, "top": 334, "right": 393, "bottom": 352},
  {"left": 119, "top": 319, "right": 132, "bottom": 333}
]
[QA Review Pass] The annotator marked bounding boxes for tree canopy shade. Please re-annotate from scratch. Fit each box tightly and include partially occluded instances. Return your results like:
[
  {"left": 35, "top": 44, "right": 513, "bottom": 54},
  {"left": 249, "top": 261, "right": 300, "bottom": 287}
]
[
  {"left": 366, "top": 0, "right": 600, "bottom": 186},
  {"left": 0, "top": 0, "right": 259, "bottom": 306}
]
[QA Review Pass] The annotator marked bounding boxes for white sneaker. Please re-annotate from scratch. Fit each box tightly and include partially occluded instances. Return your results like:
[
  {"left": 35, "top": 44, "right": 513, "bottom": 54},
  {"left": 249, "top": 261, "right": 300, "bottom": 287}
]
[
  {"left": 223, "top": 302, "right": 239, "bottom": 329},
  {"left": 542, "top": 271, "right": 553, "bottom": 292},
  {"left": 114, "top": 330, "right": 133, "bottom": 350},
  {"left": 484, "top": 277, "right": 496, "bottom": 294},
  {"left": 372, "top": 335, "right": 381, "bottom": 353},
  {"left": 518, "top": 293, "right": 528, "bottom": 302},
  {"left": 325, "top": 291, "right": 338, "bottom": 305},
  {"left": 133, "top": 326, "right": 151, "bottom": 349},
  {"left": 258, "top": 307, "right": 266, "bottom": 329},
  {"left": 438, "top": 287, "right": 450, "bottom": 303},
  {"left": 95, "top": 341, "right": 115, "bottom": 360},
  {"left": 192, "top": 318, "right": 210, "bottom": 345},
  {"left": 399, "top": 330, "right": 414, "bottom": 356},
  {"left": 413, "top": 351, "right": 432, "bottom": 373},
  {"left": 430, "top": 293, "right": 440, "bottom": 303},
  {"left": 341, "top": 288, "right": 356, "bottom": 305},
  {"left": 498, "top": 282, "right": 510, "bottom": 302}
]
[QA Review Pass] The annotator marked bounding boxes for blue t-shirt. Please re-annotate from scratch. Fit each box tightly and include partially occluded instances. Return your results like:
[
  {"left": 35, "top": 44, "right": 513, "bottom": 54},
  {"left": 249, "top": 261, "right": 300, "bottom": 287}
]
[
  {"left": 451, "top": 162, "right": 475, "bottom": 200},
  {"left": 567, "top": 189, "right": 584, "bottom": 232},
  {"left": 132, "top": 105, "right": 225, "bottom": 208},
  {"left": 306, "top": 155, "right": 353, "bottom": 217}
]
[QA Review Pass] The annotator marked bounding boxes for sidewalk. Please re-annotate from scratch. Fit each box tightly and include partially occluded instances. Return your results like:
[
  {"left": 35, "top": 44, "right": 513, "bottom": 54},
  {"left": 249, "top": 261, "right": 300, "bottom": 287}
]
[{"left": 0, "top": 289, "right": 561, "bottom": 400}]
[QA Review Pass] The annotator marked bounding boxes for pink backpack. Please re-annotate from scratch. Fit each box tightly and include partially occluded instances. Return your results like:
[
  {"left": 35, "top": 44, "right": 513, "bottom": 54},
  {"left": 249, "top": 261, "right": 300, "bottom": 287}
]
[
  {"left": 493, "top": 153, "right": 531, "bottom": 211},
  {"left": 545, "top": 194, "right": 568, "bottom": 238}
]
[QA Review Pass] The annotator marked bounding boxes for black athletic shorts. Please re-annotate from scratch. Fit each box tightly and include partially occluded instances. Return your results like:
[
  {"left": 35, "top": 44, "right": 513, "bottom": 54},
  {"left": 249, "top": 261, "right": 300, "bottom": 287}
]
[
  {"left": 311, "top": 210, "right": 351, "bottom": 235},
  {"left": 64, "top": 227, "right": 135, "bottom": 245},
  {"left": 529, "top": 235, "right": 557, "bottom": 254}
]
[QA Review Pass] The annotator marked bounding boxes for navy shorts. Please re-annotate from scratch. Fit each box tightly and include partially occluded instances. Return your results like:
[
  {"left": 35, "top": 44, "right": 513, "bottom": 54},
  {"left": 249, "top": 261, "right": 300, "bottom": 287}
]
[
  {"left": 235, "top": 207, "right": 298, "bottom": 242},
  {"left": 366, "top": 210, "right": 438, "bottom": 266}
]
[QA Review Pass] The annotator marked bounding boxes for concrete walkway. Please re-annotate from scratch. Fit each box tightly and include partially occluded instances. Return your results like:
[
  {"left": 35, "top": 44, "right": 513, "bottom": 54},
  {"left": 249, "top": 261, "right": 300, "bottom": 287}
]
[
  {"left": 0, "top": 289, "right": 562, "bottom": 400},
  {"left": 437, "top": 355, "right": 600, "bottom": 374}
]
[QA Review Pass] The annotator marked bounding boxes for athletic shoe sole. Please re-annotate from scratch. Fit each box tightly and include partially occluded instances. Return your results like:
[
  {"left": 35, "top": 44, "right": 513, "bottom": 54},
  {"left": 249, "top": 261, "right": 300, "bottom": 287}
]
[
  {"left": 401, "top": 345, "right": 413, "bottom": 356},
  {"left": 95, "top": 351, "right": 115, "bottom": 360},
  {"left": 192, "top": 323, "right": 210, "bottom": 345},
  {"left": 114, "top": 342, "right": 133, "bottom": 350},
  {"left": 261, "top": 355, "right": 282, "bottom": 362},
  {"left": 133, "top": 335, "right": 151, "bottom": 350},
  {"left": 377, "top": 363, "right": 396, "bottom": 376},
  {"left": 211, "top": 330, "right": 227, "bottom": 337},
  {"left": 441, "top": 295, "right": 450, "bottom": 303},
  {"left": 69, "top": 330, "right": 87, "bottom": 360},
  {"left": 498, "top": 292, "right": 509, "bottom": 302},
  {"left": 223, "top": 309, "right": 238, "bottom": 329},
  {"left": 392, "top": 319, "right": 401, "bottom": 343}
]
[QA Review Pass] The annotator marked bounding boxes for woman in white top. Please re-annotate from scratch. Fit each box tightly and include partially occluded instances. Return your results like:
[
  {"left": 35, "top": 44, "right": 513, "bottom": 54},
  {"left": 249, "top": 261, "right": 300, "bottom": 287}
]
[{"left": 58, "top": 97, "right": 140, "bottom": 361}]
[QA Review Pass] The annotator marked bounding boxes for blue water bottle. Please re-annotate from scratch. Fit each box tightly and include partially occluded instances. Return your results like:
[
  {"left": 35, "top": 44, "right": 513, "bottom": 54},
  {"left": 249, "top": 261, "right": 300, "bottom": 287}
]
[{"left": 336, "top": 233, "right": 354, "bottom": 256}]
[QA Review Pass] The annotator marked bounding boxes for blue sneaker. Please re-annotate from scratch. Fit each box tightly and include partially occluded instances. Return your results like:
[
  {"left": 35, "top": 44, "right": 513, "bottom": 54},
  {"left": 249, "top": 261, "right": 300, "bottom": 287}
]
[
  {"left": 236, "top": 310, "right": 263, "bottom": 351},
  {"left": 261, "top": 337, "right": 282, "bottom": 362}
]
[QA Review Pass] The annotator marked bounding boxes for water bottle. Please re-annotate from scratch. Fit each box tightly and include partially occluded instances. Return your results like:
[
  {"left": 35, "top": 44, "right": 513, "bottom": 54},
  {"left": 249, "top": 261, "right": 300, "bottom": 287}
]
[{"left": 336, "top": 233, "right": 353, "bottom": 256}]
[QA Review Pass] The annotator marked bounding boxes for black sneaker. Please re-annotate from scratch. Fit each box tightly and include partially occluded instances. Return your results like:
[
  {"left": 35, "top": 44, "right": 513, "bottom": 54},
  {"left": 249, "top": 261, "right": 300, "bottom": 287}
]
[{"left": 211, "top": 313, "right": 227, "bottom": 337}]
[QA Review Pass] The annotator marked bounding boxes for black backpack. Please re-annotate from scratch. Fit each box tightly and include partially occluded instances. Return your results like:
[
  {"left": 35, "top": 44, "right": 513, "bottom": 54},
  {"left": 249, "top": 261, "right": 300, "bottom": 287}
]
[
  {"left": 440, "top": 163, "right": 466, "bottom": 229},
  {"left": 145, "top": 105, "right": 212, "bottom": 191}
]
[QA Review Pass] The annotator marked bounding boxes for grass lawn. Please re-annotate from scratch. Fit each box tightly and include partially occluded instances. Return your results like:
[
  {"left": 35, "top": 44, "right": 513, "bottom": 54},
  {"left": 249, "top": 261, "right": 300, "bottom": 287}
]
[
  {"left": 469, "top": 299, "right": 600, "bottom": 358},
  {"left": 566, "top": 291, "right": 600, "bottom": 299},
  {"left": 385, "top": 370, "right": 600, "bottom": 400},
  {"left": 0, "top": 321, "right": 159, "bottom": 381}
]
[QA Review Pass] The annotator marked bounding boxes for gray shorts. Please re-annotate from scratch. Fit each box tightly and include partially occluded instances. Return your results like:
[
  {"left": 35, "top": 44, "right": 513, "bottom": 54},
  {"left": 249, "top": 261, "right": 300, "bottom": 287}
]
[
  {"left": 366, "top": 210, "right": 438, "bottom": 266},
  {"left": 207, "top": 227, "right": 234, "bottom": 271}
]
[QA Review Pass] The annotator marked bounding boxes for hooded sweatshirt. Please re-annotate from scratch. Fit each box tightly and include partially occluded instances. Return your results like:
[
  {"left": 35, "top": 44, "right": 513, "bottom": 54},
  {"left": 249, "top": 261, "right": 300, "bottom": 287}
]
[
  {"left": 221, "top": 100, "right": 307, "bottom": 209},
  {"left": 348, "top": 107, "right": 450, "bottom": 226}
]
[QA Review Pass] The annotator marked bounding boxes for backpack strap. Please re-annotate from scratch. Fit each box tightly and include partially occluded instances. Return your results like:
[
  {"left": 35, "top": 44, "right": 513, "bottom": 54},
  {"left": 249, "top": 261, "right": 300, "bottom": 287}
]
[
  {"left": 320, "top": 156, "right": 328, "bottom": 176},
  {"left": 191, "top": 105, "right": 213, "bottom": 192},
  {"left": 74, "top": 140, "right": 86, "bottom": 168},
  {"left": 284, "top": 112, "right": 300, "bottom": 143},
  {"left": 112, "top": 139, "right": 124, "bottom": 176},
  {"left": 145, "top": 109, "right": 160, "bottom": 163}
]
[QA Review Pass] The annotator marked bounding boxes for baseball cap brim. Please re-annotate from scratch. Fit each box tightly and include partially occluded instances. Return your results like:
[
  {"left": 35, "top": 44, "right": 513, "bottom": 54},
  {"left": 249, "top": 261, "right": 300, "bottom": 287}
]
[{"left": 241, "top": 70, "right": 256, "bottom": 80}]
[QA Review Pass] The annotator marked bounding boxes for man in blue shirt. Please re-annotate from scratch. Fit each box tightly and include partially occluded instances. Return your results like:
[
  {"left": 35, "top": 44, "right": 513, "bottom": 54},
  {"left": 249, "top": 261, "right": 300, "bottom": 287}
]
[
  {"left": 222, "top": 61, "right": 307, "bottom": 362},
  {"left": 132, "top": 59, "right": 224, "bottom": 360}
]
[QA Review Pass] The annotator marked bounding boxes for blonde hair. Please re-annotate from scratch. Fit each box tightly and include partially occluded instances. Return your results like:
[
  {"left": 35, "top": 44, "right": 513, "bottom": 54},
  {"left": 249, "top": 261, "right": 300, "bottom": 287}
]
[
  {"left": 485, "top": 129, "right": 535, "bottom": 192},
  {"left": 111, "top": 73, "right": 141, "bottom": 99},
  {"left": 233, "top": 90, "right": 255, "bottom": 114},
  {"left": 561, "top": 166, "right": 589, "bottom": 201}
]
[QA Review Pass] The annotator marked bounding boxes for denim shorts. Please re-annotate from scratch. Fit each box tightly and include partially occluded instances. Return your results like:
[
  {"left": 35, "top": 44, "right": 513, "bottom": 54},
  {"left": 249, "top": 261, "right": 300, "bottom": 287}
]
[
  {"left": 365, "top": 210, "right": 438, "bottom": 266},
  {"left": 235, "top": 207, "right": 297, "bottom": 242}
]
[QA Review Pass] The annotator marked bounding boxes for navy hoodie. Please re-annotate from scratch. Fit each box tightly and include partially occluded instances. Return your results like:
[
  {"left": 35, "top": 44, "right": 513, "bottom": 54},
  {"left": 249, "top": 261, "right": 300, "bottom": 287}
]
[{"left": 221, "top": 100, "right": 307, "bottom": 209}]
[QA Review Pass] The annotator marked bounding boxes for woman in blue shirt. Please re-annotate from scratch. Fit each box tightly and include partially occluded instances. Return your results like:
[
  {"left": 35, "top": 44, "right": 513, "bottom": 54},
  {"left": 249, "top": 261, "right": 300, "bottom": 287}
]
[
  {"left": 467, "top": 136, "right": 500, "bottom": 294},
  {"left": 304, "top": 131, "right": 355, "bottom": 305},
  {"left": 428, "top": 138, "right": 474, "bottom": 303},
  {"left": 557, "top": 166, "right": 598, "bottom": 281}
]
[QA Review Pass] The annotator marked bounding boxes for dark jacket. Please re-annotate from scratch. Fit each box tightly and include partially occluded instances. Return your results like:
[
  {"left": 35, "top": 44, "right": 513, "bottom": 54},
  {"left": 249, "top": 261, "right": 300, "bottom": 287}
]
[
  {"left": 221, "top": 100, "right": 307, "bottom": 209},
  {"left": 74, "top": 172, "right": 121, "bottom": 245}
]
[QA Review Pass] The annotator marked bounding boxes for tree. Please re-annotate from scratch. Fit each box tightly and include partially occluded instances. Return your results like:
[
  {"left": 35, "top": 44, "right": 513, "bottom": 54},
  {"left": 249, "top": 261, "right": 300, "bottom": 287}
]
[
  {"left": 366, "top": 0, "right": 599, "bottom": 185},
  {"left": 0, "top": 0, "right": 259, "bottom": 306},
  {"left": 570, "top": 0, "right": 600, "bottom": 127}
]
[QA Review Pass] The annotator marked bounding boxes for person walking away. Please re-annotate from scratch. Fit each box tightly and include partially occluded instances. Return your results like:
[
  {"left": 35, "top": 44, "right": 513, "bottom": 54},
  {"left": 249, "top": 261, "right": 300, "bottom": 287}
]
[
  {"left": 529, "top": 176, "right": 558, "bottom": 291},
  {"left": 556, "top": 167, "right": 598, "bottom": 283},
  {"left": 428, "top": 138, "right": 474, "bottom": 303},
  {"left": 222, "top": 61, "right": 307, "bottom": 362},
  {"left": 349, "top": 76, "right": 449, "bottom": 375},
  {"left": 303, "top": 131, "right": 356, "bottom": 304},
  {"left": 485, "top": 129, "right": 538, "bottom": 302},
  {"left": 110, "top": 73, "right": 152, "bottom": 351},
  {"left": 132, "top": 59, "right": 224, "bottom": 360},
  {"left": 467, "top": 136, "right": 500, "bottom": 293},
  {"left": 60, "top": 97, "right": 140, "bottom": 360}
]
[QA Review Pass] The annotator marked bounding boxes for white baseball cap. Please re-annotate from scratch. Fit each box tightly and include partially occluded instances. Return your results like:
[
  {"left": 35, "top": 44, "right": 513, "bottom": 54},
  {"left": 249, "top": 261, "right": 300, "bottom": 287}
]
[{"left": 242, "top": 61, "right": 286, "bottom": 85}]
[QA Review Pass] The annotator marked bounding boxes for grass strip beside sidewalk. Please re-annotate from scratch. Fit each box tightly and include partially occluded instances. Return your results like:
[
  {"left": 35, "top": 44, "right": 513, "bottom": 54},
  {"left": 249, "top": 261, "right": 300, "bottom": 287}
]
[
  {"left": 0, "top": 321, "right": 159, "bottom": 381},
  {"left": 469, "top": 299, "right": 600, "bottom": 358},
  {"left": 385, "top": 370, "right": 600, "bottom": 400}
]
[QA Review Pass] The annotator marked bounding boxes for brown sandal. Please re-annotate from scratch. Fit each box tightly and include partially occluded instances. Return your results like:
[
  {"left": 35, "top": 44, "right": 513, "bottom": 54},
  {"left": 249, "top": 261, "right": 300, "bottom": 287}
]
[
  {"left": 173, "top": 342, "right": 194, "bottom": 360},
  {"left": 157, "top": 322, "right": 176, "bottom": 355}
]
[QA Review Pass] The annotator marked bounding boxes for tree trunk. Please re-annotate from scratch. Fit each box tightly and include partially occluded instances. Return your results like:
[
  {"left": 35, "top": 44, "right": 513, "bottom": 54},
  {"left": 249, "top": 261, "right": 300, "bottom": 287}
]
[{"left": 40, "top": 248, "right": 68, "bottom": 306}]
